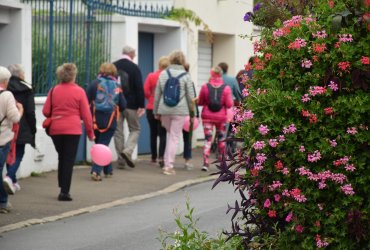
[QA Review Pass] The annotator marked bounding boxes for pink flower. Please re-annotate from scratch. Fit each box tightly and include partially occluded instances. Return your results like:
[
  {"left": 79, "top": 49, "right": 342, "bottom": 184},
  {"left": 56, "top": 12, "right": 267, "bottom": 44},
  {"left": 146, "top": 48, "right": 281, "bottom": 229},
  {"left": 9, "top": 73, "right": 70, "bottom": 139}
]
[
  {"left": 301, "top": 94, "right": 311, "bottom": 102},
  {"left": 338, "top": 34, "right": 353, "bottom": 43},
  {"left": 309, "top": 86, "right": 327, "bottom": 96},
  {"left": 288, "top": 38, "right": 307, "bottom": 50},
  {"left": 282, "top": 168, "right": 290, "bottom": 175},
  {"left": 283, "top": 124, "right": 297, "bottom": 134},
  {"left": 308, "top": 150, "right": 321, "bottom": 162},
  {"left": 318, "top": 182, "right": 327, "bottom": 189},
  {"left": 328, "top": 1, "right": 334, "bottom": 8},
  {"left": 361, "top": 56, "right": 370, "bottom": 65},
  {"left": 256, "top": 153, "right": 267, "bottom": 164},
  {"left": 316, "top": 234, "right": 329, "bottom": 248},
  {"left": 295, "top": 225, "right": 304, "bottom": 233},
  {"left": 269, "top": 139, "right": 278, "bottom": 148},
  {"left": 328, "top": 81, "right": 338, "bottom": 91},
  {"left": 344, "top": 164, "right": 356, "bottom": 172},
  {"left": 278, "top": 135, "right": 285, "bottom": 142},
  {"left": 274, "top": 160, "right": 283, "bottom": 170},
  {"left": 268, "top": 210, "right": 277, "bottom": 218},
  {"left": 264, "top": 199, "right": 271, "bottom": 208},
  {"left": 253, "top": 141, "right": 266, "bottom": 150},
  {"left": 330, "top": 139, "right": 337, "bottom": 147},
  {"left": 258, "top": 124, "right": 270, "bottom": 135},
  {"left": 309, "top": 114, "right": 317, "bottom": 124},
  {"left": 269, "top": 180, "right": 282, "bottom": 191},
  {"left": 347, "top": 127, "right": 357, "bottom": 134},
  {"left": 338, "top": 61, "right": 351, "bottom": 72},
  {"left": 324, "top": 107, "right": 334, "bottom": 115},
  {"left": 341, "top": 184, "right": 355, "bottom": 195},
  {"left": 242, "top": 88, "right": 249, "bottom": 97},
  {"left": 317, "top": 204, "right": 324, "bottom": 210},
  {"left": 312, "top": 30, "right": 327, "bottom": 39},
  {"left": 264, "top": 53, "right": 272, "bottom": 61},
  {"left": 299, "top": 145, "right": 305, "bottom": 152},
  {"left": 274, "top": 194, "right": 281, "bottom": 202},
  {"left": 285, "top": 211, "right": 293, "bottom": 222},
  {"left": 313, "top": 43, "right": 326, "bottom": 53},
  {"left": 282, "top": 189, "right": 290, "bottom": 197},
  {"left": 301, "top": 59, "right": 313, "bottom": 68}
]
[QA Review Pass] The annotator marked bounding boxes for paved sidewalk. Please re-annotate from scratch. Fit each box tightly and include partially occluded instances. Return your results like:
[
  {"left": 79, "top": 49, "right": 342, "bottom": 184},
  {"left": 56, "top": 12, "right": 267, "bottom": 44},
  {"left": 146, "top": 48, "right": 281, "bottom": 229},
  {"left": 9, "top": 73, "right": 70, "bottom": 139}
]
[{"left": 0, "top": 147, "right": 218, "bottom": 233}]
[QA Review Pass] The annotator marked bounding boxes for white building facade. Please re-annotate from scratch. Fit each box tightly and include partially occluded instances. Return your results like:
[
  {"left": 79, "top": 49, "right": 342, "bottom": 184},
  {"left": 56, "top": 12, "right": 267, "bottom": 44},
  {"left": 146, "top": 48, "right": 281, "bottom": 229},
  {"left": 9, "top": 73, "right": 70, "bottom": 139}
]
[{"left": 1, "top": 0, "right": 256, "bottom": 178}]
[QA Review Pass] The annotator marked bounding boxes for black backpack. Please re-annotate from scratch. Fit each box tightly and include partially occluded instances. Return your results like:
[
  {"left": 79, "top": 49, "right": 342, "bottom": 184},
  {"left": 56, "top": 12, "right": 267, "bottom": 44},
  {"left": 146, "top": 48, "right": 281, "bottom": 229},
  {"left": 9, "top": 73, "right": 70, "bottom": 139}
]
[
  {"left": 117, "top": 69, "right": 130, "bottom": 95},
  {"left": 207, "top": 83, "right": 226, "bottom": 112}
]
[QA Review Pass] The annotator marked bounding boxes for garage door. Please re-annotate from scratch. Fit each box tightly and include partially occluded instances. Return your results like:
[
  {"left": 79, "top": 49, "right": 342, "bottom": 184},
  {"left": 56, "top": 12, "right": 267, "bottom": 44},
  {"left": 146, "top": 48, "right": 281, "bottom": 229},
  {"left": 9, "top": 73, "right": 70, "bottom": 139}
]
[{"left": 197, "top": 33, "right": 212, "bottom": 87}]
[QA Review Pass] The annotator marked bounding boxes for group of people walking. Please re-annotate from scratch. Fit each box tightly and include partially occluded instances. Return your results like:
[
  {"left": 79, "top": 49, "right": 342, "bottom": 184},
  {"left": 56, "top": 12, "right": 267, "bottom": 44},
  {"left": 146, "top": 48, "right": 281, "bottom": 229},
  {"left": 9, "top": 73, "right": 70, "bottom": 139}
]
[{"left": 0, "top": 45, "right": 246, "bottom": 212}]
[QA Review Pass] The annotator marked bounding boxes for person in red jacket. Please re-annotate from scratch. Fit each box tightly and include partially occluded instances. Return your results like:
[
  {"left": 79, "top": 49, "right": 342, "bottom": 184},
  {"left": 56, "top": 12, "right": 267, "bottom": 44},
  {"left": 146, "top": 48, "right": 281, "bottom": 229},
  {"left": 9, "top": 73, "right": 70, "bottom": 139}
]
[
  {"left": 144, "top": 56, "right": 169, "bottom": 167},
  {"left": 43, "top": 63, "right": 94, "bottom": 201},
  {"left": 197, "top": 66, "right": 233, "bottom": 171}
]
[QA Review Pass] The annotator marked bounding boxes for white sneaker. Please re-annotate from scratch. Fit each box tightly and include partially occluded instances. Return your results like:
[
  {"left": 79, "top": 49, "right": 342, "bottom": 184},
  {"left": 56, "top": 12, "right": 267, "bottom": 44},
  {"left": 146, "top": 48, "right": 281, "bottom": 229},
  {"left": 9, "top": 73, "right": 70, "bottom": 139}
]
[
  {"left": 3, "top": 176, "right": 15, "bottom": 195},
  {"left": 184, "top": 162, "right": 193, "bottom": 170},
  {"left": 13, "top": 182, "right": 21, "bottom": 192},
  {"left": 201, "top": 165, "right": 209, "bottom": 172}
]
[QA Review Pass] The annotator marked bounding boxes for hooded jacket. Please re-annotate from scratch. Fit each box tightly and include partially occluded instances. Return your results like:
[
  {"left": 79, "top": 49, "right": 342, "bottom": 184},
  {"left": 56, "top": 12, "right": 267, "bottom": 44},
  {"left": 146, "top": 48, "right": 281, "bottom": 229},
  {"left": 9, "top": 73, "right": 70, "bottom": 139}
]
[{"left": 7, "top": 76, "right": 36, "bottom": 147}]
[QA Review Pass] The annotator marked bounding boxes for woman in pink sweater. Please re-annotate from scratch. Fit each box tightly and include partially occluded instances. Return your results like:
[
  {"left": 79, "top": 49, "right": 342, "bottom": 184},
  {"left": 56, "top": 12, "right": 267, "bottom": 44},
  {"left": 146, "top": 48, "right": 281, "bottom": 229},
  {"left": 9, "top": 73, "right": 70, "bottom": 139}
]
[
  {"left": 43, "top": 63, "right": 94, "bottom": 201},
  {"left": 197, "top": 66, "right": 233, "bottom": 171}
]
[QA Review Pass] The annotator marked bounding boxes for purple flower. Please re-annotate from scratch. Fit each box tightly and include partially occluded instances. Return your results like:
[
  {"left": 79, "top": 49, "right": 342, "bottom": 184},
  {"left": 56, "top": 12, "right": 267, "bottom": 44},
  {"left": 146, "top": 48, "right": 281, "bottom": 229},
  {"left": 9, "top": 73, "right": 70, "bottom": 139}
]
[
  {"left": 244, "top": 12, "right": 253, "bottom": 22},
  {"left": 253, "top": 3, "right": 261, "bottom": 12}
]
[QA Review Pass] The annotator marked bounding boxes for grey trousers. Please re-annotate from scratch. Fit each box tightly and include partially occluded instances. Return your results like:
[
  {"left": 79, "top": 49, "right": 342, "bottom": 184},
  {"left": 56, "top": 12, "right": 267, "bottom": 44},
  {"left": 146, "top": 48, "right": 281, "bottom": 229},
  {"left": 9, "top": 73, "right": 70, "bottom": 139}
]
[{"left": 114, "top": 108, "right": 141, "bottom": 162}]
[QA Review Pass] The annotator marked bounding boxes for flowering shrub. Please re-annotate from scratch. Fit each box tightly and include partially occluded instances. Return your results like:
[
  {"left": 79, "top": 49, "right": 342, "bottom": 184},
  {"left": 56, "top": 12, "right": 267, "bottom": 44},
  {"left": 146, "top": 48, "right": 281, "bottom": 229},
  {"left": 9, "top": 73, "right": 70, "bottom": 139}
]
[{"left": 215, "top": 1, "right": 369, "bottom": 249}]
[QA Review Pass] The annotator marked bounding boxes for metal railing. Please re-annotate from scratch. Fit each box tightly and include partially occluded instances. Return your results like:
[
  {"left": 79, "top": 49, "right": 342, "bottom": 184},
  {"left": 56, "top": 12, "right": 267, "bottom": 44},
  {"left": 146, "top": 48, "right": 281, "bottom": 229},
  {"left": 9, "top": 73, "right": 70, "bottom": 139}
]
[{"left": 22, "top": 0, "right": 172, "bottom": 94}]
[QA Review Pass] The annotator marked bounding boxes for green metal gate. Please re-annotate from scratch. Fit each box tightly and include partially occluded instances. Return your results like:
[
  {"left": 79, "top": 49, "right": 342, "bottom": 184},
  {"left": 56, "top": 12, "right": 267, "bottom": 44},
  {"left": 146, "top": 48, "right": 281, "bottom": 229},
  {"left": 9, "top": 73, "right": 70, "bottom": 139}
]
[{"left": 21, "top": 0, "right": 171, "bottom": 94}]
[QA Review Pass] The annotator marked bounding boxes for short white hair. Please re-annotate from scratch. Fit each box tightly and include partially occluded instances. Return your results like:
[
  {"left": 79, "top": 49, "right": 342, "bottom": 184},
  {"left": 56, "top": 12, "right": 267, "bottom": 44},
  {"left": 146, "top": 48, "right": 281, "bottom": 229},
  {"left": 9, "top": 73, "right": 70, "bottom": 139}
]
[
  {"left": 8, "top": 64, "right": 24, "bottom": 78},
  {"left": 122, "top": 45, "right": 135, "bottom": 55},
  {"left": 0, "top": 66, "right": 11, "bottom": 83}
]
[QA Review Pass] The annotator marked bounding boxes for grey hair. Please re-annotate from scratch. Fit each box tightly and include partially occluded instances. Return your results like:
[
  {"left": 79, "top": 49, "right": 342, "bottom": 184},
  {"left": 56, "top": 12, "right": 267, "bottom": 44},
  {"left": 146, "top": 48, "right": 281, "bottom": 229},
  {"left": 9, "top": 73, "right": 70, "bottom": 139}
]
[
  {"left": 7, "top": 64, "right": 24, "bottom": 78},
  {"left": 122, "top": 45, "right": 135, "bottom": 55},
  {"left": 0, "top": 66, "right": 11, "bottom": 83}
]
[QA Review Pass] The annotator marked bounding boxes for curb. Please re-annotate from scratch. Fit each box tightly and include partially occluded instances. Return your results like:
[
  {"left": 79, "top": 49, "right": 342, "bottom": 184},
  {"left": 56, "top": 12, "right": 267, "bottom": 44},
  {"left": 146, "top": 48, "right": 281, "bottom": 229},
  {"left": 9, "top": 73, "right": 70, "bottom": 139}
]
[{"left": 0, "top": 175, "right": 217, "bottom": 234}]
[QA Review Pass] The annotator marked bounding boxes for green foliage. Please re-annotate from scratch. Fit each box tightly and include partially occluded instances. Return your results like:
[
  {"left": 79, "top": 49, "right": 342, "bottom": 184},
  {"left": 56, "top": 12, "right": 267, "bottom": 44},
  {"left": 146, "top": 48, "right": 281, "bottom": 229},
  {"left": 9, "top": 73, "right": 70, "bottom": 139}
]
[
  {"left": 158, "top": 199, "right": 243, "bottom": 250},
  {"left": 166, "top": 8, "right": 213, "bottom": 43},
  {"left": 223, "top": 1, "right": 370, "bottom": 249}
]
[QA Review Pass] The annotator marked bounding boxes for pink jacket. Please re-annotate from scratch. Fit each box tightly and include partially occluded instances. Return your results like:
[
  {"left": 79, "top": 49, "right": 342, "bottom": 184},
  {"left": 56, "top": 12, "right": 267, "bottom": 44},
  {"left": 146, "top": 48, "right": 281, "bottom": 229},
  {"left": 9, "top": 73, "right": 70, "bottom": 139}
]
[
  {"left": 144, "top": 69, "right": 162, "bottom": 110},
  {"left": 42, "top": 83, "right": 94, "bottom": 139},
  {"left": 198, "top": 77, "right": 233, "bottom": 124}
]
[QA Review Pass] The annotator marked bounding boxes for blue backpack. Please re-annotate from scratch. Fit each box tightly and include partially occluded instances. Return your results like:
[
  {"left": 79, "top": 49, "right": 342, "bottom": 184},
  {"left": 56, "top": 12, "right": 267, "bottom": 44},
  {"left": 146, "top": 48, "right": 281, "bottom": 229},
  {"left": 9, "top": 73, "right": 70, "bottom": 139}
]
[
  {"left": 93, "top": 77, "right": 121, "bottom": 132},
  {"left": 163, "top": 69, "right": 187, "bottom": 107}
]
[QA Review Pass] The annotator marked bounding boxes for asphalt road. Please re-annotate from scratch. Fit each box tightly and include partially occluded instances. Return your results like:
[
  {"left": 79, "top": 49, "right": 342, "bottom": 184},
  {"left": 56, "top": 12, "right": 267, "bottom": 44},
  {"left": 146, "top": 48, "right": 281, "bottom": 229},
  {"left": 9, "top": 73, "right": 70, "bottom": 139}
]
[{"left": 0, "top": 181, "right": 240, "bottom": 250}]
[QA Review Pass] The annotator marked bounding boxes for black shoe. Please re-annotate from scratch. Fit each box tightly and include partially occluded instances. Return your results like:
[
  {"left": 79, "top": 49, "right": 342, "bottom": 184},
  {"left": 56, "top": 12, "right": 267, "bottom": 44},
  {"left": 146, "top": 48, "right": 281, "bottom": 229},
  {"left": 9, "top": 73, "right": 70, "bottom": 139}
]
[
  {"left": 58, "top": 193, "right": 73, "bottom": 201},
  {"left": 120, "top": 152, "right": 135, "bottom": 168}
]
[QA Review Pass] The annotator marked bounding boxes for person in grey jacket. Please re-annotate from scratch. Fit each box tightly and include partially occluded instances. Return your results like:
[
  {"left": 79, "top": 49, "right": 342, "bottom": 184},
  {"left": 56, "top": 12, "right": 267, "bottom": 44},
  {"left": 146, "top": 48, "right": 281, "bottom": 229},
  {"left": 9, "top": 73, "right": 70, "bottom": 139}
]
[
  {"left": 153, "top": 51, "right": 195, "bottom": 175},
  {"left": 0, "top": 66, "right": 23, "bottom": 213}
]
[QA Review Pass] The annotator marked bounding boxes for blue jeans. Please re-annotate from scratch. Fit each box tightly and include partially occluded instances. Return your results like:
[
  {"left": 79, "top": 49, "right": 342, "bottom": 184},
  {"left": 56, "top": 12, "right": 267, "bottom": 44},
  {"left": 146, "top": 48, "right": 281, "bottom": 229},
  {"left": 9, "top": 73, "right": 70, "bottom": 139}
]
[
  {"left": 0, "top": 142, "right": 11, "bottom": 206},
  {"left": 91, "top": 127, "right": 115, "bottom": 175},
  {"left": 6, "top": 143, "right": 25, "bottom": 183}
]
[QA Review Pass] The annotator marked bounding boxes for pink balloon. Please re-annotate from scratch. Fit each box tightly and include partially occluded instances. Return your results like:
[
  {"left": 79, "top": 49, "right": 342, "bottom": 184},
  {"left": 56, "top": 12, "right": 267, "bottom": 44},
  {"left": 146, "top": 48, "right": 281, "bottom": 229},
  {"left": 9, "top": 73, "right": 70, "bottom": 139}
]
[
  {"left": 183, "top": 116, "right": 200, "bottom": 132},
  {"left": 90, "top": 144, "right": 112, "bottom": 166}
]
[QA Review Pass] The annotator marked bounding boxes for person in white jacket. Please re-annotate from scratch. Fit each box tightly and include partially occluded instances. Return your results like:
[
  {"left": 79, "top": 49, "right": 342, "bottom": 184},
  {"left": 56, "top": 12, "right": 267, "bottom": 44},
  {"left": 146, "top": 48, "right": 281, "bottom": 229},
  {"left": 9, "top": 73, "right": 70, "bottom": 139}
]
[{"left": 0, "top": 66, "right": 23, "bottom": 213}]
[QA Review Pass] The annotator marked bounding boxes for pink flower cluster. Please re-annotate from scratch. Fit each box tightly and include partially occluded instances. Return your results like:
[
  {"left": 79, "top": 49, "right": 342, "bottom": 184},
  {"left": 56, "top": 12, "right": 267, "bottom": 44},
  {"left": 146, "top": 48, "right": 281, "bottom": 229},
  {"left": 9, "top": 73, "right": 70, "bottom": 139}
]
[
  {"left": 269, "top": 139, "right": 278, "bottom": 148},
  {"left": 312, "top": 30, "right": 327, "bottom": 39},
  {"left": 258, "top": 124, "right": 270, "bottom": 135},
  {"left": 309, "top": 86, "right": 327, "bottom": 96},
  {"left": 307, "top": 150, "right": 321, "bottom": 162},
  {"left": 301, "top": 94, "right": 311, "bottom": 102},
  {"left": 288, "top": 38, "right": 307, "bottom": 50},
  {"left": 283, "top": 15, "right": 303, "bottom": 27},
  {"left": 329, "top": 139, "right": 337, "bottom": 147},
  {"left": 253, "top": 141, "right": 265, "bottom": 150},
  {"left": 233, "top": 108, "right": 254, "bottom": 123},
  {"left": 338, "top": 61, "right": 351, "bottom": 72},
  {"left": 333, "top": 156, "right": 349, "bottom": 166},
  {"left": 297, "top": 167, "right": 348, "bottom": 187},
  {"left": 341, "top": 184, "right": 355, "bottom": 195},
  {"left": 346, "top": 127, "right": 357, "bottom": 134},
  {"left": 282, "top": 188, "right": 307, "bottom": 203},
  {"left": 283, "top": 124, "right": 297, "bottom": 134},
  {"left": 316, "top": 234, "right": 329, "bottom": 248},
  {"left": 242, "top": 88, "right": 249, "bottom": 97},
  {"left": 285, "top": 211, "right": 293, "bottom": 222},
  {"left": 301, "top": 59, "right": 313, "bottom": 68},
  {"left": 256, "top": 153, "right": 267, "bottom": 164},
  {"left": 361, "top": 56, "right": 370, "bottom": 65},
  {"left": 328, "top": 81, "right": 339, "bottom": 91},
  {"left": 268, "top": 180, "right": 283, "bottom": 191},
  {"left": 313, "top": 43, "right": 326, "bottom": 53},
  {"left": 338, "top": 34, "right": 353, "bottom": 43}
]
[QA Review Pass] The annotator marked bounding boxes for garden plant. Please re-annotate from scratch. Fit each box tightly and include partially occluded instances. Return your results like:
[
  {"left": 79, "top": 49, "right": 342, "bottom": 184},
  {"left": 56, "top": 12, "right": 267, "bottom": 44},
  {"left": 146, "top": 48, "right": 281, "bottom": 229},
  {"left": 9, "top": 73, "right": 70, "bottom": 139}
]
[{"left": 214, "top": 0, "right": 370, "bottom": 249}]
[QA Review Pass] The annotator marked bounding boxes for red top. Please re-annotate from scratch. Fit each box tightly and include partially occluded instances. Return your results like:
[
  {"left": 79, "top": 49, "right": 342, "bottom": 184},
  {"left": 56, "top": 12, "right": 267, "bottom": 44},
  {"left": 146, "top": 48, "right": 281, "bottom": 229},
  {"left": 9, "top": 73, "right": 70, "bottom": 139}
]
[
  {"left": 144, "top": 69, "right": 162, "bottom": 110},
  {"left": 42, "top": 82, "right": 94, "bottom": 139},
  {"left": 198, "top": 77, "right": 233, "bottom": 124}
]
